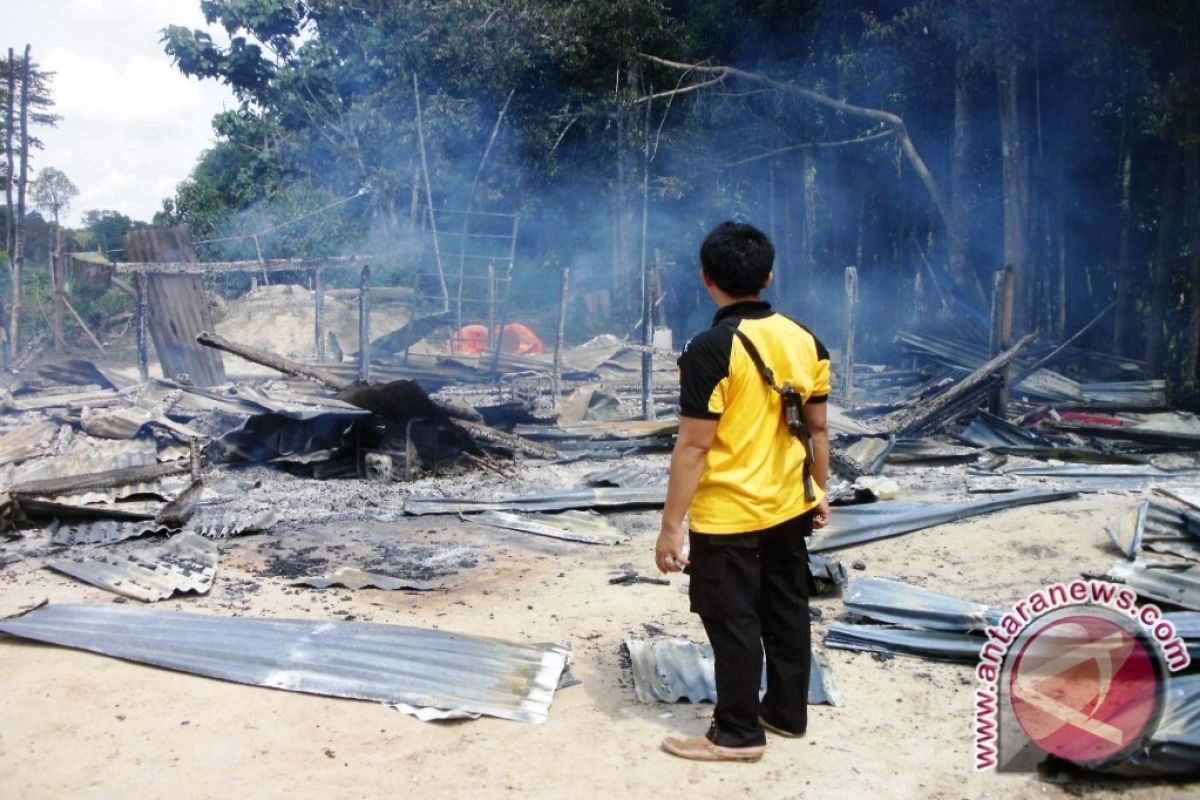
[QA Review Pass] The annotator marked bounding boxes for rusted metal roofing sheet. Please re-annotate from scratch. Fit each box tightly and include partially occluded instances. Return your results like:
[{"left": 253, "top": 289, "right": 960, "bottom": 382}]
[
  {"left": 625, "top": 638, "right": 841, "bottom": 706},
  {"left": 0, "top": 603, "right": 570, "bottom": 724},
  {"left": 293, "top": 568, "right": 439, "bottom": 591},
  {"left": 467, "top": 510, "right": 628, "bottom": 545},
  {"left": 809, "top": 489, "right": 1077, "bottom": 552},
  {"left": 404, "top": 486, "right": 666, "bottom": 516},
  {"left": 45, "top": 532, "right": 218, "bottom": 601}
]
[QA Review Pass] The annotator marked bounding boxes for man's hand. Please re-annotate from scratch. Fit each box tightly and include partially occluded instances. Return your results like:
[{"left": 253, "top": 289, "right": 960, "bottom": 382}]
[
  {"left": 812, "top": 496, "right": 831, "bottom": 529},
  {"left": 655, "top": 521, "right": 690, "bottom": 573}
]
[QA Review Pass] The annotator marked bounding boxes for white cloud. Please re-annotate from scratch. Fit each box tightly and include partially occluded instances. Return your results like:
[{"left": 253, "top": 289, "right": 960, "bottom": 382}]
[{"left": 4, "top": 0, "right": 237, "bottom": 226}]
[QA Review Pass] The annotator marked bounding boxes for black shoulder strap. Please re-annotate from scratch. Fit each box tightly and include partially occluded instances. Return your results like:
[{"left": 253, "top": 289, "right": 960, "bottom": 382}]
[{"left": 730, "top": 328, "right": 784, "bottom": 395}]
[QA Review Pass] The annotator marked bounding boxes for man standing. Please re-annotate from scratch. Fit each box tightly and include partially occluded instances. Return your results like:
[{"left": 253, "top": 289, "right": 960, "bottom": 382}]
[{"left": 654, "top": 221, "right": 831, "bottom": 762}]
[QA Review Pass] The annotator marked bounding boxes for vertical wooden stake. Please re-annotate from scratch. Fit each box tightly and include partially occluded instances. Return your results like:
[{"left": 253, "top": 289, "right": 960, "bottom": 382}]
[
  {"left": 553, "top": 267, "right": 570, "bottom": 399},
  {"left": 314, "top": 265, "right": 326, "bottom": 361},
  {"left": 359, "top": 264, "right": 371, "bottom": 382},
  {"left": 486, "top": 264, "right": 496, "bottom": 350},
  {"left": 843, "top": 266, "right": 858, "bottom": 401},
  {"left": 52, "top": 226, "right": 65, "bottom": 352},
  {"left": 136, "top": 272, "right": 149, "bottom": 383},
  {"left": 640, "top": 89, "right": 655, "bottom": 421},
  {"left": 989, "top": 267, "right": 1016, "bottom": 414}
]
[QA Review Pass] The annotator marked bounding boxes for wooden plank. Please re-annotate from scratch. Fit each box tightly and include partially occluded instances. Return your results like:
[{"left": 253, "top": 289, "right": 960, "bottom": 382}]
[
  {"left": 114, "top": 255, "right": 369, "bottom": 275},
  {"left": 122, "top": 227, "right": 227, "bottom": 387}
]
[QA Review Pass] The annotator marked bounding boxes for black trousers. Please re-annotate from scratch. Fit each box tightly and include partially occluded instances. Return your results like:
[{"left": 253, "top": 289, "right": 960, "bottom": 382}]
[{"left": 686, "top": 512, "right": 813, "bottom": 748}]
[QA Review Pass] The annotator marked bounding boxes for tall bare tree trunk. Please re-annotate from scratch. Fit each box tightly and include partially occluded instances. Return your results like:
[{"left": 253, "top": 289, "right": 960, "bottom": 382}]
[
  {"left": 800, "top": 150, "right": 816, "bottom": 303},
  {"left": 4, "top": 49, "right": 14, "bottom": 262},
  {"left": 949, "top": 56, "right": 984, "bottom": 309},
  {"left": 1113, "top": 149, "right": 1134, "bottom": 354},
  {"left": 1147, "top": 147, "right": 1180, "bottom": 374},
  {"left": 997, "top": 58, "right": 1030, "bottom": 333},
  {"left": 1185, "top": 110, "right": 1200, "bottom": 395},
  {"left": 10, "top": 45, "right": 30, "bottom": 354}
]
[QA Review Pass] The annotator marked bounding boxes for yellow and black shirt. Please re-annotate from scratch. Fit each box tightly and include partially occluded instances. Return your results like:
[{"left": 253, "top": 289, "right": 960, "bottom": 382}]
[{"left": 678, "top": 300, "right": 831, "bottom": 534}]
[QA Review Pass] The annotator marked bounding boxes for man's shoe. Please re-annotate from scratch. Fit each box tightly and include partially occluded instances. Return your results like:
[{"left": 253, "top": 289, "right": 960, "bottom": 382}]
[
  {"left": 661, "top": 734, "right": 765, "bottom": 762},
  {"left": 758, "top": 716, "right": 805, "bottom": 739}
]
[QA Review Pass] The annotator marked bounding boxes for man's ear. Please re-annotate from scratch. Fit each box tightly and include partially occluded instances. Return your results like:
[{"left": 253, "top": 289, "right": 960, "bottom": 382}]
[{"left": 763, "top": 271, "right": 775, "bottom": 290}]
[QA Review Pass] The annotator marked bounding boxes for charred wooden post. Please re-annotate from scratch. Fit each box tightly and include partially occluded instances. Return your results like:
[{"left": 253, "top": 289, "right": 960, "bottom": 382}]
[
  {"left": 490, "top": 261, "right": 514, "bottom": 380},
  {"left": 843, "top": 266, "right": 859, "bottom": 401},
  {"left": 989, "top": 268, "right": 1016, "bottom": 414},
  {"left": 136, "top": 272, "right": 149, "bottom": 382},
  {"left": 314, "top": 265, "right": 326, "bottom": 361},
  {"left": 196, "top": 330, "right": 351, "bottom": 390},
  {"left": 413, "top": 74, "right": 449, "bottom": 313},
  {"left": 359, "top": 264, "right": 371, "bottom": 382},
  {"left": 553, "top": 267, "right": 570, "bottom": 398},
  {"left": 486, "top": 264, "right": 497, "bottom": 349},
  {"left": 59, "top": 293, "right": 105, "bottom": 354},
  {"left": 51, "top": 226, "right": 65, "bottom": 352},
  {"left": 640, "top": 92, "right": 655, "bottom": 422}
]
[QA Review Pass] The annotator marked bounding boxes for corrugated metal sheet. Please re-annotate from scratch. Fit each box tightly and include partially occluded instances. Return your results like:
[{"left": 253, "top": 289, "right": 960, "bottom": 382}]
[
  {"left": 824, "top": 621, "right": 980, "bottom": 663},
  {"left": 843, "top": 577, "right": 1003, "bottom": 632},
  {"left": 189, "top": 510, "right": 279, "bottom": 539},
  {"left": 1090, "top": 674, "right": 1200, "bottom": 778},
  {"left": 809, "top": 554, "right": 848, "bottom": 597},
  {"left": 0, "top": 603, "right": 570, "bottom": 724},
  {"left": 959, "top": 411, "right": 1049, "bottom": 449},
  {"left": 583, "top": 463, "right": 668, "bottom": 488},
  {"left": 625, "top": 638, "right": 841, "bottom": 707},
  {"left": 1006, "top": 465, "right": 1200, "bottom": 484},
  {"left": 468, "top": 510, "right": 628, "bottom": 545},
  {"left": 404, "top": 486, "right": 666, "bottom": 516},
  {"left": 45, "top": 532, "right": 218, "bottom": 601},
  {"left": 809, "top": 489, "right": 1077, "bottom": 552},
  {"left": 13, "top": 438, "right": 158, "bottom": 484},
  {"left": 293, "top": 568, "right": 439, "bottom": 591},
  {"left": 1105, "top": 560, "right": 1200, "bottom": 612},
  {"left": 0, "top": 420, "right": 57, "bottom": 466},
  {"left": 887, "top": 438, "right": 978, "bottom": 465},
  {"left": 51, "top": 520, "right": 173, "bottom": 546}
]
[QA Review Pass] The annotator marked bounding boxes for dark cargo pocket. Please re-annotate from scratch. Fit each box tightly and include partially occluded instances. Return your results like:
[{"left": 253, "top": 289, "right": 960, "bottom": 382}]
[{"left": 687, "top": 548, "right": 728, "bottom": 617}]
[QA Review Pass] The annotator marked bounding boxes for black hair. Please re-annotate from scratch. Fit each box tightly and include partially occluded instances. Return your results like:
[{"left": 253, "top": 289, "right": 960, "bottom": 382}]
[{"left": 699, "top": 221, "right": 775, "bottom": 297}]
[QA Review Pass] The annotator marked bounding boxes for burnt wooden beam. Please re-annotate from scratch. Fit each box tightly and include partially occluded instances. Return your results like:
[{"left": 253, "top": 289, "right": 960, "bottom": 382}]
[
  {"left": 114, "top": 255, "right": 372, "bottom": 276},
  {"left": 879, "top": 332, "right": 1036, "bottom": 436},
  {"left": 196, "top": 330, "right": 352, "bottom": 390}
]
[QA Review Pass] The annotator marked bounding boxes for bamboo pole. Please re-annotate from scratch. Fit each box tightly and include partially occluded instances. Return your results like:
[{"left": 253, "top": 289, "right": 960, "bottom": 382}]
[
  {"left": 359, "top": 264, "right": 371, "bottom": 381},
  {"left": 196, "top": 330, "right": 351, "bottom": 390},
  {"left": 553, "top": 267, "right": 570, "bottom": 398},
  {"left": 413, "top": 73, "right": 449, "bottom": 312},
  {"left": 136, "top": 272, "right": 149, "bottom": 382},
  {"left": 314, "top": 265, "right": 326, "bottom": 361},
  {"left": 640, "top": 89, "right": 655, "bottom": 421},
  {"left": 58, "top": 292, "right": 105, "bottom": 354},
  {"left": 843, "top": 266, "right": 858, "bottom": 401}
]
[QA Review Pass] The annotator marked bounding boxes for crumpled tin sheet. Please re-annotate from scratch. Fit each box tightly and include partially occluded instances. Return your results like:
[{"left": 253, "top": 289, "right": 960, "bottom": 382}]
[
  {"left": 293, "top": 567, "right": 440, "bottom": 591},
  {"left": 51, "top": 520, "right": 173, "bottom": 547},
  {"left": 0, "top": 420, "right": 58, "bottom": 466},
  {"left": 45, "top": 532, "right": 218, "bottom": 601},
  {"left": 583, "top": 463, "right": 668, "bottom": 488},
  {"left": 51, "top": 475, "right": 192, "bottom": 506},
  {"left": 837, "top": 435, "right": 894, "bottom": 475},
  {"left": 12, "top": 437, "right": 158, "bottom": 484},
  {"left": 959, "top": 410, "right": 1049, "bottom": 449},
  {"left": 1106, "top": 559, "right": 1200, "bottom": 612},
  {"left": 0, "top": 603, "right": 571, "bottom": 724},
  {"left": 404, "top": 486, "right": 666, "bottom": 516},
  {"left": 844, "top": 577, "right": 1004, "bottom": 632},
  {"left": 1005, "top": 465, "right": 1200, "bottom": 488},
  {"left": 824, "top": 621, "right": 981, "bottom": 663},
  {"left": 625, "top": 638, "right": 842, "bottom": 707},
  {"left": 1088, "top": 674, "right": 1200, "bottom": 778},
  {"left": 516, "top": 419, "right": 678, "bottom": 441},
  {"left": 188, "top": 509, "right": 279, "bottom": 539},
  {"left": 808, "top": 554, "right": 847, "bottom": 597},
  {"left": 468, "top": 510, "right": 628, "bottom": 545},
  {"left": 809, "top": 489, "right": 1077, "bottom": 552}
]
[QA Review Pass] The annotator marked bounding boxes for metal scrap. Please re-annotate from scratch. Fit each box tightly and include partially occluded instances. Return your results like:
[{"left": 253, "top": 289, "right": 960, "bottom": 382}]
[
  {"left": 45, "top": 532, "right": 218, "bottom": 601},
  {"left": 12, "top": 437, "right": 159, "bottom": 484},
  {"left": 188, "top": 509, "right": 279, "bottom": 539},
  {"left": 808, "top": 489, "right": 1078, "bottom": 552},
  {"left": 51, "top": 520, "right": 173, "bottom": 547},
  {"left": 824, "top": 621, "right": 981, "bottom": 663},
  {"left": 0, "top": 603, "right": 571, "bottom": 724},
  {"left": 404, "top": 486, "right": 665, "bottom": 516},
  {"left": 467, "top": 510, "right": 629, "bottom": 545},
  {"left": 1104, "top": 559, "right": 1200, "bottom": 612},
  {"left": 843, "top": 577, "right": 1004, "bottom": 632},
  {"left": 293, "top": 567, "right": 440, "bottom": 591},
  {"left": 0, "top": 420, "right": 58, "bottom": 466},
  {"left": 625, "top": 638, "right": 842, "bottom": 706},
  {"left": 583, "top": 463, "right": 668, "bottom": 488}
]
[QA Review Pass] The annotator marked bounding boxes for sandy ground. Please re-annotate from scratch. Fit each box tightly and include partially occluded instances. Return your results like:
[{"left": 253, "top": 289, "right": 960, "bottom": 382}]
[{"left": 1, "top": 446, "right": 1197, "bottom": 800}]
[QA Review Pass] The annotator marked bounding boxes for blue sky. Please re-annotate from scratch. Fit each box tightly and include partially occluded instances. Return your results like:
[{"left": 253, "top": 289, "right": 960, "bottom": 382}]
[{"left": 3, "top": 0, "right": 236, "bottom": 226}]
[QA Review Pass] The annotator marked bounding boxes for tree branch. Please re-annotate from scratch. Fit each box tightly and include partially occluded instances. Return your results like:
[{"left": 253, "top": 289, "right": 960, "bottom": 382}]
[
  {"left": 723, "top": 129, "right": 895, "bottom": 168},
  {"left": 637, "top": 53, "right": 951, "bottom": 230}
]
